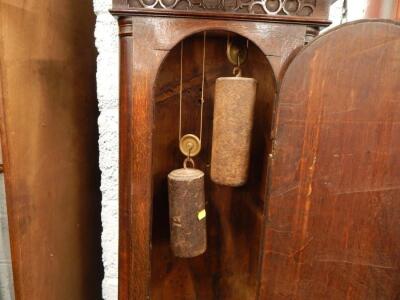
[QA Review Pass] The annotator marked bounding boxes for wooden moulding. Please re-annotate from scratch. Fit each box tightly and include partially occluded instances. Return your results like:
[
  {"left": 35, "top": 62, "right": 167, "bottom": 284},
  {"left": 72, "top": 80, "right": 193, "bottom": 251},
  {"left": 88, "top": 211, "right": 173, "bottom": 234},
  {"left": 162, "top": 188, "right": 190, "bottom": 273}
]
[
  {"left": 110, "top": 0, "right": 332, "bottom": 26},
  {"left": 111, "top": 9, "right": 332, "bottom": 27}
]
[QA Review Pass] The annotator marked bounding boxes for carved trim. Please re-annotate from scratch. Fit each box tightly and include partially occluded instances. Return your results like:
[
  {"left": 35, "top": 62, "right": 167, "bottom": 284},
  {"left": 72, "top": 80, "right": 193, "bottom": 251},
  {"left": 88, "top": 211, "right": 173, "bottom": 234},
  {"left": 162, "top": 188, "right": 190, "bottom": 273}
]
[
  {"left": 305, "top": 25, "right": 319, "bottom": 43},
  {"left": 119, "top": 17, "right": 133, "bottom": 36},
  {"left": 128, "top": 0, "right": 317, "bottom": 16}
]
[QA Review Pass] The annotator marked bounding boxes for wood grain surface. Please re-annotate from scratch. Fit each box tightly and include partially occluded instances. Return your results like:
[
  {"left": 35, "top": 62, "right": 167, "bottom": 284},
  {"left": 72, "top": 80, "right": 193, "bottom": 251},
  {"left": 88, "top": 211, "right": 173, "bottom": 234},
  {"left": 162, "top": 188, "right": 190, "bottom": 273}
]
[
  {"left": 0, "top": 1, "right": 103, "bottom": 299},
  {"left": 259, "top": 20, "right": 400, "bottom": 300},
  {"left": 152, "top": 33, "right": 276, "bottom": 300},
  {"left": 117, "top": 16, "right": 307, "bottom": 299},
  {"left": 363, "top": 0, "right": 400, "bottom": 19}
]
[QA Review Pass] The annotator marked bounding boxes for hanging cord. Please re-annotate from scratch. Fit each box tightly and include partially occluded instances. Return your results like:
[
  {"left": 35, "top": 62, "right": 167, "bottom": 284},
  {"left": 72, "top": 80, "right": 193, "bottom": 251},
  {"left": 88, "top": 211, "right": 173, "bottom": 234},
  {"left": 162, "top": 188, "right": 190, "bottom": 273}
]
[
  {"left": 199, "top": 31, "right": 206, "bottom": 142},
  {"left": 227, "top": 33, "right": 230, "bottom": 53},
  {"left": 233, "top": 55, "right": 242, "bottom": 77},
  {"left": 178, "top": 32, "right": 207, "bottom": 145},
  {"left": 227, "top": 33, "right": 243, "bottom": 77},
  {"left": 179, "top": 41, "right": 184, "bottom": 141}
]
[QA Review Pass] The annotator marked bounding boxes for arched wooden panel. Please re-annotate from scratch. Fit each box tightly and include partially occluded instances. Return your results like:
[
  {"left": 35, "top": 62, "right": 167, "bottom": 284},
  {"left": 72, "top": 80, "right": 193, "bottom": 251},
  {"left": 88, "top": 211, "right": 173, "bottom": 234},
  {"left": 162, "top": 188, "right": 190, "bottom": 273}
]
[
  {"left": 260, "top": 20, "right": 400, "bottom": 299},
  {"left": 119, "top": 17, "right": 308, "bottom": 299},
  {"left": 151, "top": 32, "right": 276, "bottom": 299}
]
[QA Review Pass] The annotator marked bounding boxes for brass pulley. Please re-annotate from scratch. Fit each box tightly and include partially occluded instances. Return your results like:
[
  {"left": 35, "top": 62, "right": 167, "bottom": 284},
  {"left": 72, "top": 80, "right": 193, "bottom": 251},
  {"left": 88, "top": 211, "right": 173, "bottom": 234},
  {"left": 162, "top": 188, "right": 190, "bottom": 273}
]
[
  {"left": 227, "top": 35, "right": 248, "bottom": 69},
  {"left": 179, "top": 134, "right": 201, "bottom": 157}
]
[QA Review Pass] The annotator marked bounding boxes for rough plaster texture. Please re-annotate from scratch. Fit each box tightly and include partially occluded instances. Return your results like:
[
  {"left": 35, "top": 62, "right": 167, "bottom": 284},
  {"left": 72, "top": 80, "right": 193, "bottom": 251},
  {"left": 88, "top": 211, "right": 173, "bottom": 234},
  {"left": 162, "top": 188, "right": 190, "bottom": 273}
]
[
  {"left": 329, "top": 0, "right": 345, "bottom": 27},
  {"left": 0, "top": 174, "right": 14, "bottom": 300},
  {"left": 93, "top": 2, "right": 344, "bottom": 299},
  {"left": 93, "top": 1, "right": 119, "bottom": 299}
]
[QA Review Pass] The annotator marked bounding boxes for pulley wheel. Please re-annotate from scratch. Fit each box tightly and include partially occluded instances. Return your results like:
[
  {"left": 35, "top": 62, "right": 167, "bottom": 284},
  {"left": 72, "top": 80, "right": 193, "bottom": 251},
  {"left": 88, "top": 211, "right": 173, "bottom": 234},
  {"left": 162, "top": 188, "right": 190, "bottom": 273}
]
[{"left": 179, "top": 134, "right": 201, "bottom": 157}]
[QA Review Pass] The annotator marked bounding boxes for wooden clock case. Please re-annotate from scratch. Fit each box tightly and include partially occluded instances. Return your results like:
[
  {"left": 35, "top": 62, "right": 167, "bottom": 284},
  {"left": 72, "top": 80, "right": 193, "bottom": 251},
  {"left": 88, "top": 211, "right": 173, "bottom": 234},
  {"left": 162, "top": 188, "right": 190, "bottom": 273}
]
[{"left": 111, "top": 1, "right": 400, "bottom": 299}]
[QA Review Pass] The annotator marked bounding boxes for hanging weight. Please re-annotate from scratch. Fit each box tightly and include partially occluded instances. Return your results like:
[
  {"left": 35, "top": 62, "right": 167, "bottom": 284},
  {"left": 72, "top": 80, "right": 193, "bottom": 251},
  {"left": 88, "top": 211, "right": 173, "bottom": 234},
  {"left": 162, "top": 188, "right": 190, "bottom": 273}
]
[
  {"left": 168, "top": 164, "right": 207, "bottom": 257},
  {"left": 211, "top": 76, "right": 257, "bottom": 186},
  {"left": 168, "top": 33, "right": 207, "bottom": 257}
]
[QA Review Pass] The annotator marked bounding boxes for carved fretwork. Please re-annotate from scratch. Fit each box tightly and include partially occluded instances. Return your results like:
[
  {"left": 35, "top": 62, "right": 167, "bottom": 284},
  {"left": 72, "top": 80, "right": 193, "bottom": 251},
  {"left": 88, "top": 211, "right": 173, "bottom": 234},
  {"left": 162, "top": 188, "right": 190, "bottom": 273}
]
[{"left": 128, "top": 0, "right": 317, "bottom": 16}]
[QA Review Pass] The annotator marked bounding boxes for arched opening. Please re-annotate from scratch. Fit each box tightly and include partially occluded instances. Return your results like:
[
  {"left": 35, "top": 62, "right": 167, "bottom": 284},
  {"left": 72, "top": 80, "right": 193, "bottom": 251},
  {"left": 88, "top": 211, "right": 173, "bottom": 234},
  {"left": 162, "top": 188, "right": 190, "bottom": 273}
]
[{"left": 151, "top": 30, "right": 276, "bottom": 299}]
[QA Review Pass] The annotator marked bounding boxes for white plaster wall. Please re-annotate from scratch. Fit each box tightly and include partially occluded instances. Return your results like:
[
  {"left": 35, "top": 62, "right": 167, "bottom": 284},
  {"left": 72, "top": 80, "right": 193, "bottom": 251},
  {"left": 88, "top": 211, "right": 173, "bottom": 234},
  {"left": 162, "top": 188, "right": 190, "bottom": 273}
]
[
  {"left": 0, "top": 173, "right": 14, "bottom": 300},
  {"left": 93, "top": 2, "right": 345, "bottom": 299},
  {"left": 93, "top": 1, "right": 119, "bottom": 299},
  {"left": 329, "top": 0, "right": 345, "bottom": 27},
  {"left": 347, "top": 0, "right": 368, "bottom": 21}
]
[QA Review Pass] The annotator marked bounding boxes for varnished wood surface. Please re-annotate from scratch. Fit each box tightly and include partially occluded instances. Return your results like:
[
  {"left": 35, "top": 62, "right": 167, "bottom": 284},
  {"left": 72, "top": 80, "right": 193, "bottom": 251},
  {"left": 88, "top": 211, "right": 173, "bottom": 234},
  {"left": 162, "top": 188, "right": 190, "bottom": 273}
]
[
  {"left": 118, "top": 17, "right": 134, "bottom": 300},
  {"left": 345, "top": 0, "right": 400, "bottom": 20},
  {"left": 260, "top": 20, "right": 400, "bottom": 299},
  {"left": 117, "top": 17, "right": 306, "bottom": 299},
  {"left": 396, "top": 0, "right": 400, "bottom": 18},
  {"left": 152, "top": 35, "right": 275, "bottom": 299},
  {"left": 0, "top": 1, "right": 103, "bottom": 299},
  {"left": 363, "top": 0, "right": 399, "bottom": 19}
]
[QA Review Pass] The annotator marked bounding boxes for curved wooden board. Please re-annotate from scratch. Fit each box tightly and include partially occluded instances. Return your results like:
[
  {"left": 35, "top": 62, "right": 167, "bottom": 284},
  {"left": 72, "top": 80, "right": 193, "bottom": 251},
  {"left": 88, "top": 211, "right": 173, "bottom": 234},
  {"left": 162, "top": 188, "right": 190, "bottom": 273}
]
[
  {"left": 0, "top": 1, "right": 103, "bottom": 299},
  {"left": 260, "top": 20, "right": 400, "bottom": 299}
]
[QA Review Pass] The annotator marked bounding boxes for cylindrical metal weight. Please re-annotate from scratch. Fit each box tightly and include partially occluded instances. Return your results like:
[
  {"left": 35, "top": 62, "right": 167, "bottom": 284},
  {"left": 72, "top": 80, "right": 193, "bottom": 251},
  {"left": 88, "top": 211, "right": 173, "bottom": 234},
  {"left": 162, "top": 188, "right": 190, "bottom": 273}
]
[
  {"left": 168, "top": 168, "right": 207, "bottom": 257},
  {"left": 211, "top": 77, "right": 257, "bottom": 186}
]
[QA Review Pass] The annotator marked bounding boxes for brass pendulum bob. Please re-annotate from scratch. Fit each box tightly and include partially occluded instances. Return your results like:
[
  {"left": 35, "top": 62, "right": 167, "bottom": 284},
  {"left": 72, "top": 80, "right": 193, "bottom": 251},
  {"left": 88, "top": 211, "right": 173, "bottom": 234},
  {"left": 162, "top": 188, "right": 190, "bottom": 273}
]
[
  {"left": 211, "top": 39, "right": 257, "bottom": 187},
  {"left": 168, "top": 33, "right": 208, "bottom": 258}
]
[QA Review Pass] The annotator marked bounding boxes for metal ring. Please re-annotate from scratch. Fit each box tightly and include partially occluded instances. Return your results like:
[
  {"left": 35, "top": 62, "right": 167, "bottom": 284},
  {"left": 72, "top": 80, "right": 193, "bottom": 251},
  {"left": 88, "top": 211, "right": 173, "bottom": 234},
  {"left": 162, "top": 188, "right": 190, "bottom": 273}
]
[
  {"left": 233, "top": 66, "right": 242, "bottom": 77},
  {"left": 183, "top": 157, "right": 195, "bottom": 169}
]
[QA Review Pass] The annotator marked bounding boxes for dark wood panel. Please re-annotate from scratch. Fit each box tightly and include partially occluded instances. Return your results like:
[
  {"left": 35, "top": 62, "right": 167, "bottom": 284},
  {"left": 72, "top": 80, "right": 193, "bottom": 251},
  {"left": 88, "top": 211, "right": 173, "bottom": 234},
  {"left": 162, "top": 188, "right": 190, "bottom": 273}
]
[
  {"left": 117, "top": 16, "right": 307, "bottom": 299},
  {"left": 118, "top": 17, "right": 134, "bottom": 300},
  {"left": 260, "top": 20, "right": 400, "bottom": 300},
  {"left": 0, "top": 1, "right": 102, "bottom": 299},
  {"left": 151, "top": 34, "right": 276, "bottom": 299}
]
